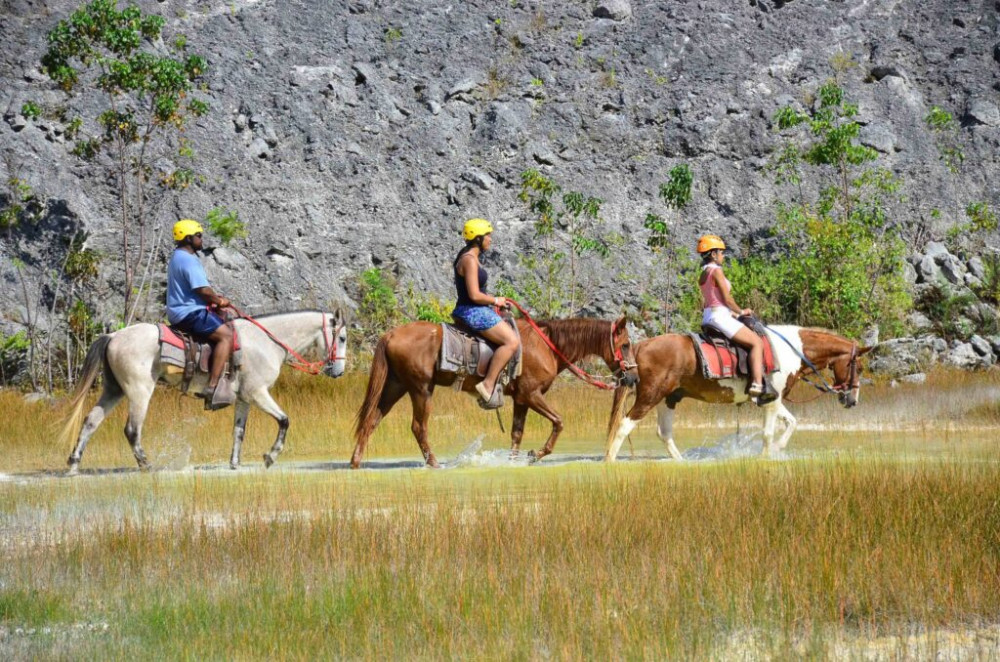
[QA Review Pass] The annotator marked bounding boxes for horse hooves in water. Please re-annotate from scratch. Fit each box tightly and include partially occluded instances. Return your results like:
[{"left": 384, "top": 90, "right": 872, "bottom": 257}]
[
  {"left": 263, "top": 453, "right": 275, "bottom": 468},
  {"left": 527, "top": 450, "right": 541, "bottom": 464},
  {"left": 66, "top": 462, "right": 79, "bottom": 477}
]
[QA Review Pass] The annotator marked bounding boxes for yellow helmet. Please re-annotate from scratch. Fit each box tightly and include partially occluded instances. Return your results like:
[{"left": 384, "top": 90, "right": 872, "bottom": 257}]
[
  {"left": 462, "top": 218, "right": 494, "bottom": 241},
  {"left": 173, "top": 219, "right": 204, "bottom": 242},
  {"left": 696, "top": 234, "right": 726, "bottom": 253}
]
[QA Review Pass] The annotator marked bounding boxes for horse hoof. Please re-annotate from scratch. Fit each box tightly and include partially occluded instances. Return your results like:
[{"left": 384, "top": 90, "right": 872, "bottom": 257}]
[
  {"left": 229, "top": 462, "right": 239, "bottom": 470},
  {"left": 66, "top": 463, "right": 79, "bottom": 477},
  {"left": 263, "top": 453, "right": 275, "bottom": 468},
  {"left": 527, "top": 450, "right": 539, "bottom": 464}
]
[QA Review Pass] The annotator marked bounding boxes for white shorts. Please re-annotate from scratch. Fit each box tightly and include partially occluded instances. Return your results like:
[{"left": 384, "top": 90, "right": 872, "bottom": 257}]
[{"left": 702, "top": 307, "right": 743, "bottom": 339}]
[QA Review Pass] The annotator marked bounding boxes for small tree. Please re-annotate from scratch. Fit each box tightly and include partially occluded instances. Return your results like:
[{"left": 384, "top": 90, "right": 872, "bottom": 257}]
[
  {"left": 733, "top": 80, "right": 911, "bottom": 338},
  {"left": 39, "top": 0, "right": 209, "bottom": 323},
  {"left": 643, "top": 164, "right": 699, "bottom": 332},
  {"left": 518, "top": 169, "right": 610, "bottom": 316}
]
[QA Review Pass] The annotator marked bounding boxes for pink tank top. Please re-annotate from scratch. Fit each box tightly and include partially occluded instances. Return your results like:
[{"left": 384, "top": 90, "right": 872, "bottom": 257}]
[{"left": 700, "top": 263, "right": 728, "bottom": 309}]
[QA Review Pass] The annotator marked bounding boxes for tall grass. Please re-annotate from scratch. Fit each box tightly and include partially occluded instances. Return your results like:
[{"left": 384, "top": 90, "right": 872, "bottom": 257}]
[{"left": 1, "top": 459, "right": 999, "bottom": 657}]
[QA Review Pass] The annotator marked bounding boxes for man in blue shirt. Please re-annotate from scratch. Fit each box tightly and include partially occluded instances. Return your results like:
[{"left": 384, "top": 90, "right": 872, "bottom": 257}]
[{"left": 168, "top": 219, "right": 234, "bottom": 408}]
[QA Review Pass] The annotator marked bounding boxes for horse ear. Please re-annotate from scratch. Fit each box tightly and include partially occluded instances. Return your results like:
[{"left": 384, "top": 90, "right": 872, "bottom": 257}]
[
  {"left": 614, "top": 314, "right": 627, "bottom": 332},
  {"left": 858, "top": 345, "right": 875, "bottom": 356}
]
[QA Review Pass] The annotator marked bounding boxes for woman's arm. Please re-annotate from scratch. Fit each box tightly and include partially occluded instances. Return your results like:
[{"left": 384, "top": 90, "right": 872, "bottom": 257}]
[
  {"left": 459, "top": 254, "right": 504, "bottom": 307},
  {"left": 713, "top": 269, "right": 751, "bottom": 317}
]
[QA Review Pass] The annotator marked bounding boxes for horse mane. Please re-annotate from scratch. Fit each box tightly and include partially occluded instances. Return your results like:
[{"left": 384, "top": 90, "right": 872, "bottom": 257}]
[{"left": 534, "top": 318, "right": 612, "bottom": 362}]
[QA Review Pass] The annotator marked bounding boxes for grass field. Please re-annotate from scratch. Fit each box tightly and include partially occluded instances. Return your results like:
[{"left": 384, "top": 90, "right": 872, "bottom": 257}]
[{"left": 1, "top": 369, "right": 999, "bottom": 658}]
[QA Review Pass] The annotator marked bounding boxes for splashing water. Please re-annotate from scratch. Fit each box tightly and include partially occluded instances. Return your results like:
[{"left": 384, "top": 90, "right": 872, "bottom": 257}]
[{"left": 682, "top": 430, "right": 774, "bottom": 461}]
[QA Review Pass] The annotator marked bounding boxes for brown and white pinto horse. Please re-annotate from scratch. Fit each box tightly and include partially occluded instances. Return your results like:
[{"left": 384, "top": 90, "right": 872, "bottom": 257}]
[
  {"left": 351, "top": 316, "right": 637, "bottom": 468},
  {"left": 604, "top": 325, "right": 873, "bottom": 461}
]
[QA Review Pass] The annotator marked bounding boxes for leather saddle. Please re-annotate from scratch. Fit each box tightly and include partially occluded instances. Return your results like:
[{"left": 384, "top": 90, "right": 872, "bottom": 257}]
[
  {"left": 157, "top": 324, "right": 242, "bottom": 395},
  {"left": 438, "top": 314, "right": 522, "bottom": 384},
  {"left": 688, "top": 315, "right": 779, "bottom": 383}
]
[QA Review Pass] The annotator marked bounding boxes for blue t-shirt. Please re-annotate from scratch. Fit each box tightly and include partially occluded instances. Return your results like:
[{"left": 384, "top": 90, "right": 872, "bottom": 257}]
[{"left": 166, "top": 249, "right": 210, "bottom": 323}]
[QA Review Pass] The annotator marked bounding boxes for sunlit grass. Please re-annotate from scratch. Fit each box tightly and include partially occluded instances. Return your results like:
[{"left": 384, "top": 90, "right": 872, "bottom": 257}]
[{"left": 1, "top": 459, "right": 999, "bottom": 657}]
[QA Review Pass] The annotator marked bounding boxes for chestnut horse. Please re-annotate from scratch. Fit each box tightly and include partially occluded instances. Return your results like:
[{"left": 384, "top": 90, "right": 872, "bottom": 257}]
[
  {"left": 604, "top": 325, "right": 873, "bottom": 461},
  {"left": 351, "top": 316, "right": 637, "bottom": 468}
]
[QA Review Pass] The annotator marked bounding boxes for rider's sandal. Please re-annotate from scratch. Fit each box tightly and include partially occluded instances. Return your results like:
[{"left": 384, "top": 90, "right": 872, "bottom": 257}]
[{"left": 476, "top": 382, "right": 504, "bottom": 410}]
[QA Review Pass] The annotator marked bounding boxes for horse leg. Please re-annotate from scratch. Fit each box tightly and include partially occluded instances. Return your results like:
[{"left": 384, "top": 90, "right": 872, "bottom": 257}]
[
  {"left": 409, "top": 387, "right": 438, "bottom": 468},
  {"left": 123, "top": 385, "right": 154, "bottom": 470},
  {"left": 229, "top": 399, "right": 251, "bottom": 470},
  {"left": 655, "top": 402, "right": 683, "bottom": 461},
  {"left": 522, "top": 393, "right": 563, "bottom": 463},
  {"left": 246, "top": 388, "right": 289, "bottom": 468},
  {"left": 350, "top": 379, "right": 406, "bottom": 469},
  {"left": 67, "top": 388, "right": 123, "bottom": 475},
  {"left": 760, "top": 401, "right": 781, "bottom": 457},
  {"left": 774, "top": 401, "right": 797, "bottom": 451},
  {"left": 510, "top": 401, "right": 529, "bottom": 458},
  {"left": 604, "top": 382, "right": 676, "bottom": 462}
]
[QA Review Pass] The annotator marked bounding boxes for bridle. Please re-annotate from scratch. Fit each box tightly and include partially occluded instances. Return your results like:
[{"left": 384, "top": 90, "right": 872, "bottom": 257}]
[
  {"left": 789, "top": 342, "right": 860, "bottom": 403},
  {"left": 610, "top": 326, "right": 638, "bottom": 385},
  {"left": 232, "top": 307, "right": 345, "bottom": 375}
]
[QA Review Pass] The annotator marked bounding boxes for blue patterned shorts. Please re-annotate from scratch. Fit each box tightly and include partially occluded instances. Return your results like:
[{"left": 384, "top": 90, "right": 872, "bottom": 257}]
[{"left": 452, "top": 305, "right": 502, "bottom": 331}]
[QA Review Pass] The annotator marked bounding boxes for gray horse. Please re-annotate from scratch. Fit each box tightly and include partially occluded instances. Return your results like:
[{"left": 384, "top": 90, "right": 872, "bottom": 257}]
[{"left": 61, "top": 309, "right": 348, "bottom": 474}]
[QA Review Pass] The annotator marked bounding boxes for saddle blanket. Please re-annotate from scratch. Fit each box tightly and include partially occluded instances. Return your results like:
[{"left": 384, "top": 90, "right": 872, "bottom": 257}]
[
  {"left": 158, "top": 324, "right": 242, "bottom": 384},
  {"left": 438, "top": 321, "right": 522, "bottom": 382},
  {"left": 688, "top": 328, "right": 778, "bottom": 381}
]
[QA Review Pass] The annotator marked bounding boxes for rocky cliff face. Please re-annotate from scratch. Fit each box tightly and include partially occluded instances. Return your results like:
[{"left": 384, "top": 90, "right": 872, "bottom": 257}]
[{"left": 1, "top": 0, "right": 998, "bottom": 327}]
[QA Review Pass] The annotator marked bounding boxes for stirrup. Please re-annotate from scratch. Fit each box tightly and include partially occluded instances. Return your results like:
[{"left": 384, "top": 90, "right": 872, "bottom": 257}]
[{"left": 475, "top": 381, "right": 504, "bottom": 410}]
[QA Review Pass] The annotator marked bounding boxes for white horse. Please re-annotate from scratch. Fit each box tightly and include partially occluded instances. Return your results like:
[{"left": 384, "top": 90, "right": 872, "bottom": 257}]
[
  {"left": 604, "top": 325, "right": 873, "bottom": 461},
  {"left": 62, "top": 309, "right": 348, "bottom": 474}
]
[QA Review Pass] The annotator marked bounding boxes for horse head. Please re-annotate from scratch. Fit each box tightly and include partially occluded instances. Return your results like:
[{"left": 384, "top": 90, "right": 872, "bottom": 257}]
[
  {"left": 609, "top": 315, "right": 639, "bottom": 388},
  {"left": 829, "top": 342, "right": 874, "bottom": 408},
  {"left": 320, "top": 308, "right": 349, "bottom": 378}
]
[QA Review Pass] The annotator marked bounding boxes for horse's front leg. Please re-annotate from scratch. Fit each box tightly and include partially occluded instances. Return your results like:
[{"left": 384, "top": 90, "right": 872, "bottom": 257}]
[
  {"left": 248, "top": 388, "right": 289, "bottom": 468},
  {"left": 229, "top": 400, "right": 251, "bottom": 469},
  {"left": 655, "top": 402, "right": 683, "bottom": 461},
  {"left": 509, "top": 401, "right": 529, "bottom": 458},
  {"left": 521, "top": 392, "right": 563, "bottom": 463}
]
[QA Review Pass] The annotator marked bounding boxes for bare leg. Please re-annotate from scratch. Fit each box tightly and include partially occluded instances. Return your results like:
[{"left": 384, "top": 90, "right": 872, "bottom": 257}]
[
  {"left": 67, "top": 388, "right": 123, "bottom": 475},
  {"left": 477, "top": 320, "right": 520, "bottom": 395},
  {"left": 206, "top": 324, "right": 234, "bottom": 389},
  {"left": 731, "top": 327, "right": 764, "bottom": 390},
  {"left": 409, "top": 387, "right": 438, "bottom": 468},
  {"left": 229, "top": 399, "right": 251, "bottom": 469},
  {"left": 655, "top": 402, "right": 683, "bottom": 461}
]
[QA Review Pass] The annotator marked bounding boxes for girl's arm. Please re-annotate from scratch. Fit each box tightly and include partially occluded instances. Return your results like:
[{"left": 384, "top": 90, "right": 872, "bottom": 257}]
[
  {"left": 460, "top": 254, "right": 503, "bottom": 306},
  {"left": 713, "top": 269, "right": 751, "bottom": 317}
]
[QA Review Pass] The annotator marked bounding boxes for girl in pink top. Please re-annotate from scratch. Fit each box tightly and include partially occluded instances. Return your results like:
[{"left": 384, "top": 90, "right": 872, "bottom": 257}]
[{"left": 697, "top": 234, "right": 765, "bottom": 401}]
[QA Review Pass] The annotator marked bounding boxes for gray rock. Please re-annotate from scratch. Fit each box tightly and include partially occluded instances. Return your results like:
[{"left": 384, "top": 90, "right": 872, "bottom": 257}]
[
  {"left": 917, "top": 255, "right": 941, "bottom": 283},
  {"left": 923, "top": 241, "right": 949, "bottom": 260},
  {"left": 861, "top": 325, "right": 879, "bottom": 347},
  {"left": 967, "top": 99, "right": 1000, "bottom": 127},
  {"left": 906, "top": 311, "right": 933, "bottom": 333},
  {"left": 938, "top": 253, "right": 967, "bottom": 284},
  {"left": 967, "top": 256, "right": 986, "bottom": 280},
  {"left": 462, "top": 169, "right": 495, "bottom": 191},
  {"left": 902, "top": 260, "right": 918, "bottom": 285},
  {"left": 898, "top": 372, "right": 927, "bottom": 384},
  {"left": 988, "top": 335, "right": 1000, "bottom": 356},
  {"left": 943, "top": 342, "right": 990, "bottom": 370},
  {"left": 211, "top": 247, "right": 248, "bottom": 270},
  {"left": 860, "top": 124, "right": 896, "bottom": 154},
  {"left": 249, "top": 137, "right": 271, "bottom": 159},
  {"left": 447, "top": 78, "right": 479, "bottom": 100},
  {"left": 593, "top": 0, "right": 632, "bottom": 21},
  {"left": 969, "top": 334, "right": 993, "bottom": 358}
]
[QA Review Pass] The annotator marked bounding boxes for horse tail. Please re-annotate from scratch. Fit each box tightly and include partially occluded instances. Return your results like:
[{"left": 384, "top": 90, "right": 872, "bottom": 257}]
[
  {"left": 605, "top": 383, "right": 632, "bottom": 452},
  {"left": 353, "top": 333, "right": 391, "bottom": 455},
  {"left": 59, "top": 334, "right": 117, "bottom": 449}
]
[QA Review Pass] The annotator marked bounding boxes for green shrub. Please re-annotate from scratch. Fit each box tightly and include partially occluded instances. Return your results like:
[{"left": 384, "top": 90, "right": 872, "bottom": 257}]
[{"left": 204, "top": 207, "right": 247, "bottom": 245}]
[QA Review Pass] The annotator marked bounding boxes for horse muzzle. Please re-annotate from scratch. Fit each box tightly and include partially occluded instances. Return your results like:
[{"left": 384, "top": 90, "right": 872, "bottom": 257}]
[
  {"left": 618, "top": 371, "right": 639, "bottom": 388},
  {"left": 323, "top": 361, "right": 346, "bottom": 378}
]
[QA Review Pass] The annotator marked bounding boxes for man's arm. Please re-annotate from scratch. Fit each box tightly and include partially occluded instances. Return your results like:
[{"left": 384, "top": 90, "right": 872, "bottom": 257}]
[{"left": 194, "top": 287, "right": 230, "bottom": 309}]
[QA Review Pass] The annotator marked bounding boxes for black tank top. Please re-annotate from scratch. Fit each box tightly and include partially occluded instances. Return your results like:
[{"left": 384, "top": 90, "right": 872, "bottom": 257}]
[{"left": 454, "top": 252, "right": 487, "bottom": 306}]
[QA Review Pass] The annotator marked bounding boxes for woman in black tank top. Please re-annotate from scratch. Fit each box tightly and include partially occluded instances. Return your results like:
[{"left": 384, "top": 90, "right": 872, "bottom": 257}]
[{"left": 451, "top": 218, "right": 520, "bottom": 409}]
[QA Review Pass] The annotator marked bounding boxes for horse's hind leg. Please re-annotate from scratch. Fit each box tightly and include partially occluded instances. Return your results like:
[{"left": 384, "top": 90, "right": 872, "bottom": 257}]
[
  {"left": 522, "top": 392, "right": 563, "bottom": 462},
  {"left": 410, "top": 387, "right": 438, "bottom": 468},
  {"left": 229, "top": 399, "right": 251, "bottom": 470},
  {"left": 248, "top": 388, "right": 289, "bottom": 469},
  {"left": 67, "top": 387, "right": 123, "bottom": 475},
  {"left": 655, "top": 402, "right": 683, "bottom": 461},
  {"left": 124, "top": 384, "right": 154, "bottom": 470},
  {"left": 509, "top": 402, "right": 529, "bottom": 457}
]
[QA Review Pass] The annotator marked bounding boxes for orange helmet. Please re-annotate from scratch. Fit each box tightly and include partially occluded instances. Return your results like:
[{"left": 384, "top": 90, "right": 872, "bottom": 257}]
[{"left": 696, "top": 234, "right": 726, "bottom": 253}]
